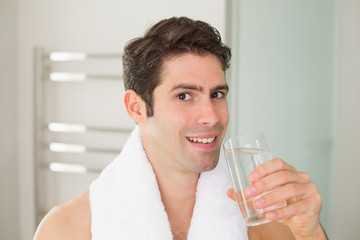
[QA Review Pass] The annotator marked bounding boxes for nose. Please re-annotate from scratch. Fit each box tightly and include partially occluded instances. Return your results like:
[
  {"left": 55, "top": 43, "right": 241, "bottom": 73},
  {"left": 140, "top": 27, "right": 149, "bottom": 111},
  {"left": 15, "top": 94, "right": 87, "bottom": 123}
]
[{"left": 197, "top": 99, "right": 219, "bottom": 127}]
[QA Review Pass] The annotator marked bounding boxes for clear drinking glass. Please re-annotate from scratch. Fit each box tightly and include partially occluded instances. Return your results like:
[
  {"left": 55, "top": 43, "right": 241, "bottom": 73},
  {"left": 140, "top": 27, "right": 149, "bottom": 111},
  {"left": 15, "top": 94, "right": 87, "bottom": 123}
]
[{"left": 223, "top": 131, "right": 286, "bottom": 226}]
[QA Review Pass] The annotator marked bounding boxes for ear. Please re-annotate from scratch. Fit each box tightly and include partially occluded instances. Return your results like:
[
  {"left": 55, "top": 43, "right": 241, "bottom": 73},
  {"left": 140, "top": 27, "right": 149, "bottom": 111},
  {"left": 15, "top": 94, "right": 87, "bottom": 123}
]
[{"left": 124, "top": 90, "right": 146, "bottom": 123}]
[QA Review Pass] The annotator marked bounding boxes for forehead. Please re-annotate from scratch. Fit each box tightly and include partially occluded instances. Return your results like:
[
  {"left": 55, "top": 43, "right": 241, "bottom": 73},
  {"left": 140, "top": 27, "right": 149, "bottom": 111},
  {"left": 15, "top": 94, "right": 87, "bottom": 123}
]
[{"left": 158, "top": 53, "right": 226, "bottom": 89}]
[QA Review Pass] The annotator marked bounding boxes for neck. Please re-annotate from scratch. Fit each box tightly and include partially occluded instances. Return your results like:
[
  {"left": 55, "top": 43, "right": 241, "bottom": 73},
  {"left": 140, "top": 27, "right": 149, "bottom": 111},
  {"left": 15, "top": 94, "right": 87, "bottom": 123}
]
[
  {"left": 140, "top": 127, "right": 201, "bottom": 238},
  {"left": 157, "top": 169, "right": 199, "bottom": 239},
  {"left": 158, "top": 169, "right": 199, "bottom": 202},
  {"left": 147, "top": 152, "right": 199, "bottom": 239},
  {"left": 140, "top": 128, "right": 200, "bottom": 202}
]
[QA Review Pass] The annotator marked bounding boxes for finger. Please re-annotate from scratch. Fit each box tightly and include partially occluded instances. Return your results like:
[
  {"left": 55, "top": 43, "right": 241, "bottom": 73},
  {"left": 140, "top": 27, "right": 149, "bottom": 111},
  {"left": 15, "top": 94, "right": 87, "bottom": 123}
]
[
  {"left": 252, "top": 182, "right": 318, "bottom": 210},
  {"left": 248, "top": 158, "right": 296, "bottom": 183},
  {"left": 245, "top": 170, "right": 311, "bottom": 199},
  {"left": 227, "top": 188, "right": 236, "bottom": 201},
  {"left": 264, "top": 193, "right": 322, "bottom": 221}
]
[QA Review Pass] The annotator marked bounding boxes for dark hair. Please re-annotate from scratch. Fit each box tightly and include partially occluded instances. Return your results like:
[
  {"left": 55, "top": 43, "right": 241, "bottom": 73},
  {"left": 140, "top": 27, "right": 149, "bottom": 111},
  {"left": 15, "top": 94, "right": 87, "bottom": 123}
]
[{"left": 122, "top": 16, "right": 231, "bottom": 117}]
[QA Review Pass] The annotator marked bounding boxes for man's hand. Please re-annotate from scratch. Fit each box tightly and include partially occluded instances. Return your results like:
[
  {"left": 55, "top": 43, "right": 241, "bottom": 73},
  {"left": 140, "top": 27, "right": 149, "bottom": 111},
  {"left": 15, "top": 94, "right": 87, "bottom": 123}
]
[{"left": 227, "top": 158, "right": 327, "bottom": 240}]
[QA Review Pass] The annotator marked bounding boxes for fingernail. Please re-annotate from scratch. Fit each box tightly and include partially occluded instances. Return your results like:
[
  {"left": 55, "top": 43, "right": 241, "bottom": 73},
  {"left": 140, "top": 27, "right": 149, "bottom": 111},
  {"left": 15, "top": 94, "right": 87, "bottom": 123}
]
[
  {"left": 254, "top": 198, "right": 264, "bottom": 208},
  {"left": 248, "top": 172, "right": 258, "bottom": 182},
  {"left": 244, "top": 186, "right": 256, "bottom": 197},
  {"left": 266, "top": 212, "right": 277, "bottom": 220}
]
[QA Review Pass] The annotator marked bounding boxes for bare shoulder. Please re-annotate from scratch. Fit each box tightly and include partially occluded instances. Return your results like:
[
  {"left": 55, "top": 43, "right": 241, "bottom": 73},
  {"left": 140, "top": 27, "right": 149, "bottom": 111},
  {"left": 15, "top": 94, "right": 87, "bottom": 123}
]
[
  {"left": 33, "top": 190, "right": 91, "bottom": 240},
  {"left": 247, "top": 221, "right": 295, "bottom": 240}
]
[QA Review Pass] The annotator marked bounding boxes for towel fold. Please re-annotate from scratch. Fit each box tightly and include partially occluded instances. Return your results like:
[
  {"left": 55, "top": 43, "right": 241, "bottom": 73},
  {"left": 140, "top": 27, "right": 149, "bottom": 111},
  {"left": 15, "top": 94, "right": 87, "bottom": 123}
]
[{"left": 89, "top": 126, "right": 247, "bottom": 240}]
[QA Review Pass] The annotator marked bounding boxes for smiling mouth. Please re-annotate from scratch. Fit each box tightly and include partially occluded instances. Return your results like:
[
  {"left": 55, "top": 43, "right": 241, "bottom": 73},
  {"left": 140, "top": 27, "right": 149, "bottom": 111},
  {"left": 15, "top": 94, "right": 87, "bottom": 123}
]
[{"left": 186, "top": 136, "right": 216, "bottom": 144}]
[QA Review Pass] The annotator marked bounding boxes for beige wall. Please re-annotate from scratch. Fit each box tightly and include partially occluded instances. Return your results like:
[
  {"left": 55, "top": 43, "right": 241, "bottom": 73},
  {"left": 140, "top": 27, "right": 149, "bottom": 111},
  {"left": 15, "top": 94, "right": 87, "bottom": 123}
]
[
  {"left": 332, "top": 0, "right": 360, "bottom": 238},
  {"left": 0, "top": 0, "right": 19, "bottom": 239}
]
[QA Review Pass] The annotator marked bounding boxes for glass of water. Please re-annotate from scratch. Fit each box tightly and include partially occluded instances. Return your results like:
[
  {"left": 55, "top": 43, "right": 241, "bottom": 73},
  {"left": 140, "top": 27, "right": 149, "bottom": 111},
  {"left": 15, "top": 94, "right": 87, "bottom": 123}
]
[{"left": 223, "top": 131, "right": 286, "bottom": 226}]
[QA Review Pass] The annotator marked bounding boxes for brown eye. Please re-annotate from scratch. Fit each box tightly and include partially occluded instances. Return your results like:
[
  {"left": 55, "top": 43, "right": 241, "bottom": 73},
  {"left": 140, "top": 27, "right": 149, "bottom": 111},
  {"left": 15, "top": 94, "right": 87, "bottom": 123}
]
[
  {"left": 177, "top": 93, "right": 191, "bottom": 101},
  {"left": 211, "top": 91, "right": 224, "bottom": 99}
]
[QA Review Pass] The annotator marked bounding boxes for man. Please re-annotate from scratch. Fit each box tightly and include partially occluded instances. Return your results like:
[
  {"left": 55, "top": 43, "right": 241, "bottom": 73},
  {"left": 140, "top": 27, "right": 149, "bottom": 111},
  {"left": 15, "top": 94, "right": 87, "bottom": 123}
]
[{"left": 34, "top": 17, "right": 327, "bottom": 240}]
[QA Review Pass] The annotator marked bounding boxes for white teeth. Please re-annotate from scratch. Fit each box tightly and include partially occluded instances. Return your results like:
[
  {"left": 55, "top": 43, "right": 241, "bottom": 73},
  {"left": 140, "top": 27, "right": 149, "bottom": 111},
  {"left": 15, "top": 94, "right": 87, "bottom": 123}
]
[{"left": 187, "top": 137, "right": 215, "bottom": 144}]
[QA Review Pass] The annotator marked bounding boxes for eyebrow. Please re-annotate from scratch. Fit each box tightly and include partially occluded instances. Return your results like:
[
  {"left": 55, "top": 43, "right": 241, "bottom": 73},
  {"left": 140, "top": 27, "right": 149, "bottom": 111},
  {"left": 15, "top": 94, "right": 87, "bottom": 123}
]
[
  {"left": 170, "top": 84, "right": 203, "bottom": 92},
  {"left": 211, "top": 84, "right": 229, "bottom": 93},
  {"left": 170, "top": 83, "right": 229, "bottom": 93}
]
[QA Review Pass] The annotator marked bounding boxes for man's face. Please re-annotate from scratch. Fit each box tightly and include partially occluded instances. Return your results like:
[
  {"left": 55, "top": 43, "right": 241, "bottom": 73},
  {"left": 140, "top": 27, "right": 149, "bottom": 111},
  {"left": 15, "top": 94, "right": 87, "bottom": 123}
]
[{"left": 140, "top": 53, "right": 229, "bottom": 174}]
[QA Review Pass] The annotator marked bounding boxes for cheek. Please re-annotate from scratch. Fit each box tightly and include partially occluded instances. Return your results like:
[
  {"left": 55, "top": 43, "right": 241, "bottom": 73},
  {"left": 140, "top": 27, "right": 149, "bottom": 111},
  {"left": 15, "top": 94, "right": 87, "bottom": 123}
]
[
  {"left": 166, "top": 109, "right": 189, "bottom": 126},
  {"left": 224, "top": 109, "right": 229, "bottom": 125},
  {"left": 218, "top": 103, "right": 229, "bottom": 125},
  {"left": 156, "top": 101, "right": 189, "bottom": 124},
  {"left": 153, "top": 104, "right": 189, "bottom": 134}
]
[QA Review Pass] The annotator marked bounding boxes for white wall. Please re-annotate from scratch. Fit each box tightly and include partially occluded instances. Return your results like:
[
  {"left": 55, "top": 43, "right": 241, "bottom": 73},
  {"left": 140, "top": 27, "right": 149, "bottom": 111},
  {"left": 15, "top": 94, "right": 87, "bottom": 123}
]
[
  {"left": 228, "top": 0, "right": 335, "bottom": 233},
  {"left": 5, "top": 0, "right": 359, "bottom": 239},
  {"left": 15, "top": 1, "right": 225, "bottom": 239},
  {"left": 0, "top": 0, "right": 19, "bottom": 239},
  {"left": 332, "top": 0, "right": 360, "bottom": 238}
]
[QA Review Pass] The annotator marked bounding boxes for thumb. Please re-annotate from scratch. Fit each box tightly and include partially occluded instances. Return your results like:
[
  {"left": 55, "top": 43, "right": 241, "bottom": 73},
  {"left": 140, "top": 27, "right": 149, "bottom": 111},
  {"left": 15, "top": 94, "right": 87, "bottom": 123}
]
[{"left": 227, "top": 188, "right": 236, "bottom": 201}]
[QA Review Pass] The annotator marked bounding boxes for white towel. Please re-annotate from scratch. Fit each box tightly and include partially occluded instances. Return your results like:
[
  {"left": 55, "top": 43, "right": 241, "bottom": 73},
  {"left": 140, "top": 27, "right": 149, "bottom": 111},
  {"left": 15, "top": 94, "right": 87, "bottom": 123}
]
[{"left": 89, "top": 126, "right": 248, "bottom": 240}]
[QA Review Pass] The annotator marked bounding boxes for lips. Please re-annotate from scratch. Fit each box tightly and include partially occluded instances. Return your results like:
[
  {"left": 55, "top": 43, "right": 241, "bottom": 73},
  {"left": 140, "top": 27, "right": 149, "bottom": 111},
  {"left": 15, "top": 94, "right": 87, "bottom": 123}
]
[
  {"left": 185, "top": 134, "right": 219, "bottom": 152},
  {"left": 186, "top": 136, "right": 216, "bottom": 144}
]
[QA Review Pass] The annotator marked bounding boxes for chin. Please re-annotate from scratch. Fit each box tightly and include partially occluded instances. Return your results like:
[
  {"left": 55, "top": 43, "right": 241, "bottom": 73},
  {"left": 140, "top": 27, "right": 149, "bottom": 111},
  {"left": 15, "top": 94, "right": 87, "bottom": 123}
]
[{"left": 197, "top": 157, "right": 219, "bottom": 172}]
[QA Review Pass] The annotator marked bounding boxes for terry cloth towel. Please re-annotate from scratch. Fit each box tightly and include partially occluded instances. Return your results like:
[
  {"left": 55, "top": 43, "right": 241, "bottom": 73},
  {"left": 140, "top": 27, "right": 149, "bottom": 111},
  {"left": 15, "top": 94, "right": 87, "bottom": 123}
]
[{"left": 89, "top": 126, "right": 248, "bottom": 240}]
